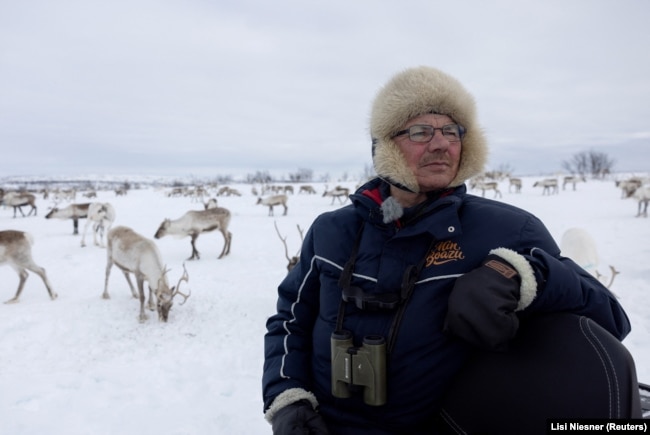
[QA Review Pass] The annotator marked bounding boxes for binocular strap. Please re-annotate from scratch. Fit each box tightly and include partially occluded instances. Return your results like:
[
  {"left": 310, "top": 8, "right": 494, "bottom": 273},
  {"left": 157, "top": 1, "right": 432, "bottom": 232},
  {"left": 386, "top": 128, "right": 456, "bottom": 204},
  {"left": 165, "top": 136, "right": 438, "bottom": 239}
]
[{"left": 336, "top": 221, "right": 436, "bottom": 355}]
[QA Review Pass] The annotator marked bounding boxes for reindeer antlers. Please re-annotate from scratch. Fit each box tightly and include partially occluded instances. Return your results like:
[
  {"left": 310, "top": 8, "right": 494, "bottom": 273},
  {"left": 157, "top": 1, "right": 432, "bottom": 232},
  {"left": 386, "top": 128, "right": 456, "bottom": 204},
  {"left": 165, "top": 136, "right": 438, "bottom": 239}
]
[
  {"left": 595, "top": 265, "right": 620, "bottom": 298},
  {"left": 274, "top": 221, "right": 304, "bottom": 272},
  {"left": 274, "top": 221, "right": 292, "bottom": 263},
  {"left": 172, "top": 263, "right": 191, "bottom": 305}
]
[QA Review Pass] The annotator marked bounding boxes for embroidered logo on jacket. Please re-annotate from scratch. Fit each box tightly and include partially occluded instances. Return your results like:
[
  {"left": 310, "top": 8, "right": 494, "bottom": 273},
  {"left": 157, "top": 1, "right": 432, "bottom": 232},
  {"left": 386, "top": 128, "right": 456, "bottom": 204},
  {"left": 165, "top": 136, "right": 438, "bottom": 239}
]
[{"left": 425, "top": 241, "right": 465, "bottom": 266}]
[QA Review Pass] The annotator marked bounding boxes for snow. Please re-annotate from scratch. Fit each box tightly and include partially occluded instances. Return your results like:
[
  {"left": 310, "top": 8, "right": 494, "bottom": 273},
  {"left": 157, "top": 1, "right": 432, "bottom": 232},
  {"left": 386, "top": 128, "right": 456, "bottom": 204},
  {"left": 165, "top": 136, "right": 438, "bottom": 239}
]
[{"left": 0, "top": 176, "right": 648, "bottom": 433}]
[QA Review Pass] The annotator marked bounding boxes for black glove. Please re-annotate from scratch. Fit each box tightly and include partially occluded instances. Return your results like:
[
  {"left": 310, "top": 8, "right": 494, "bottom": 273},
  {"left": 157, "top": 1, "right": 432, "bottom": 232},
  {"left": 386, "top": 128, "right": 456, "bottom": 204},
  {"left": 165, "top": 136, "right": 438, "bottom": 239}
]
[
  {"left": 271, "top": 399, "right": 330, "bottom": 435},
  {"left": 445, "top": 254, "right": 522, "bottom": 350}
]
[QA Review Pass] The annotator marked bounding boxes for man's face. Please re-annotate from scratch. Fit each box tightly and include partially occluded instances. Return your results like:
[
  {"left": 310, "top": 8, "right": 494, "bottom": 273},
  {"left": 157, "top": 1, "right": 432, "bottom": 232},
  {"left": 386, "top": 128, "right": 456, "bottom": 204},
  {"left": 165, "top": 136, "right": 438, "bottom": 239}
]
[{"left": 393, "top": 113, "right": 462, "bottom": 192}]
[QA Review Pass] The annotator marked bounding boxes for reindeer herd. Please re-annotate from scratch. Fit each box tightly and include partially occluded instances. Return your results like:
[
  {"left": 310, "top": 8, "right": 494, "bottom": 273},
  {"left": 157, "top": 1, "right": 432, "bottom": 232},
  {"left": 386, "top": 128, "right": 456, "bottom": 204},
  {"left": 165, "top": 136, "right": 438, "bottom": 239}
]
[
  {"left": 467, "top": 173, "right": 650, "bottom": 217},
  {"left": 0, "top": 183, "right": 353, "bottom": 321},
  {"left": 1, "top": 175, "right": 648, "bottom": 319}
]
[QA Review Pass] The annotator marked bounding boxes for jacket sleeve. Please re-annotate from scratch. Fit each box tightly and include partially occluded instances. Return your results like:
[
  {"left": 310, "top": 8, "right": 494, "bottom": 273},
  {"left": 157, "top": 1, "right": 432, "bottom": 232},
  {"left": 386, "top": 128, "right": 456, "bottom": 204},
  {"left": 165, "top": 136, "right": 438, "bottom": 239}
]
[
  {"left": 262, "top": 222, "right": 322, "bottom": 413},
  {"left": 512, "top": 215, "right": 631, "bottom": 340},
  {"left": 523, "top": 247, "right": 631, "bottom": 340}
]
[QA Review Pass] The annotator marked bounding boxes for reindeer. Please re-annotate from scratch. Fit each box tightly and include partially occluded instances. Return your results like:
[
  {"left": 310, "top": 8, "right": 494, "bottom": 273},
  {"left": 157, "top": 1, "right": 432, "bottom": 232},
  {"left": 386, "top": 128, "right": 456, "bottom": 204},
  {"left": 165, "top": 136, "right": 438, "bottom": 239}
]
[
  {"left": 257, "top": 195, "right": 288, "bottom": 216},
  {"left": 322, "top": 186, "right": 350, "bottom": 205},
  {"left": 299, "top": 185, "right": 317, "bottom": 194},
  {"left": 1, "top": 191, "right": 37, "bottom": 217},
  {"left": 217, "top": 186, "right": 241, "bottom": 197},
  {"left": 203, "top": 198, "right": 218, "bottom": 210},
  {"left": 508, "top": 177, "right": 522, "bottom": 193},
  {"left": 45, "top": 202, "right": 116, "bottom": 246},
  {"left": 560, "top": 227, "right": 619, "bottom": 294},
  {"left": 154, "top": 207, "right": 232, "bottom": 260},
  {"left": 45, "top": 202, "right": 90, "bottom": 235},
  {"left": 103, "top": 226, "right": 190, "bottom": 322},
  {"left": 0, "top": 230, "right": 57, "bottom": 303},
  {"left": 627, "top": 185, "right": 650, "bottom": 218},
  {"left": 562, "top": 175, "right": 585, "bottom": 191},
  {"left": 533, "top": 178, "right": 559, "bottom": 195},
  {"left": 274, "top": 221, "right": 304, "bottom": 273},
  {"left": 469, "top": 179, "right": 502, "bottom": 198},
  {"left": 80, "top": 203, "right": 116, "bottom": 247},
  {"left": 616, "top": 177, "right": 643, "bottom": 198}
]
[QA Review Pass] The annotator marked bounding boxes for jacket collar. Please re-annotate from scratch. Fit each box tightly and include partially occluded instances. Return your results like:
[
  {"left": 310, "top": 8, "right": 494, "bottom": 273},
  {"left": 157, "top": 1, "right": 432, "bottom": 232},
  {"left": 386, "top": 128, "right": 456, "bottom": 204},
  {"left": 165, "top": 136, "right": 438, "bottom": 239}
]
[{"left": 352, "top": 178, "right": 465, "bottom": 235}]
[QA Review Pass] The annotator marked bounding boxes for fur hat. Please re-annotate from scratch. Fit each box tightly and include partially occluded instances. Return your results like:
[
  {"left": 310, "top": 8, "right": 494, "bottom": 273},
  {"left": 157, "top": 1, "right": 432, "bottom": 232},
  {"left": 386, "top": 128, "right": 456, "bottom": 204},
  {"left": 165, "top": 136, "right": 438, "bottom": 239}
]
[{"left": 370, "top": 66, "right": 488, "bottom": 192}]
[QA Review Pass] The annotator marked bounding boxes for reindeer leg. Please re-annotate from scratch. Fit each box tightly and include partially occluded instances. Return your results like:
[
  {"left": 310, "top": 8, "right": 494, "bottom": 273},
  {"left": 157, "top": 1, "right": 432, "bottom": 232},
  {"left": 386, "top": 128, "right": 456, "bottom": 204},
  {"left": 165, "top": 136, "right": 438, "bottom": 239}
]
[
  {"left": 103, "top": 260, "right": 113, "bottom": 299},
  {"left": 91, "top": 222, "right": 99, "bottom": 246},
  {"left": 4, "top": 269, "right": 28, "bottom": 304},
  {"left": 225, "top": 231, "right": 232, "bottom": 257},
  {"left": 146, "top": 285, "right": 156, "bottom": 311},
  {"left": 73, "top": 218, "right": 79, "bottom": 235},
  {"left": 217, "top": 230, "right": 227, "bottom": 259},
  {"left": 189, "top": 234, "right": 200, "bottom": 260},
  {"left": 94, "top": 222, "right": 104, "bottom": 247},
  {"left": 136, "top": 277, "right": 148, "bottom": 323},
  {"left": 24, "top": 262, "right": 57, "bottom": 300},
  {"left": 122, "top": 271, "right": 139, "bottom": 298},
  {"left": 81, "top": 218, "right": 92, "bottom": 247}
]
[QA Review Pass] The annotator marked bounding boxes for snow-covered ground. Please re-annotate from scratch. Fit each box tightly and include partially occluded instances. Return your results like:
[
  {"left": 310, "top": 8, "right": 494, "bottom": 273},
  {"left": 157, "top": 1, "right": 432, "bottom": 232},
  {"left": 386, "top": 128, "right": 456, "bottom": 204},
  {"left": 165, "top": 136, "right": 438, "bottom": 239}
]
[{"left": 0, "top": 175, "right": 648, "bottom": 433}]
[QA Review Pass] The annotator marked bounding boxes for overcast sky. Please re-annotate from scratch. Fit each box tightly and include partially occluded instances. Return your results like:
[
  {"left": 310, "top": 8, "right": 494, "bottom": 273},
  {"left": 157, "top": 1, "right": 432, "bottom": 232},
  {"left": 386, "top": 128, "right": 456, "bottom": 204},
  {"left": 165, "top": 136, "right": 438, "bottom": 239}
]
[{"left": 1, "top": 0, "right": 649, "bottom": 180}]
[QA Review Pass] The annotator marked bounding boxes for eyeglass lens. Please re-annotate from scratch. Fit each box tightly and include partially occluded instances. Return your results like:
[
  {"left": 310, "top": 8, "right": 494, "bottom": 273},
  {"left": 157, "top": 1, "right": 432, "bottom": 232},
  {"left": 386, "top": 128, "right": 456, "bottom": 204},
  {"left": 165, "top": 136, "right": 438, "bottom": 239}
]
[{"left": 407, "top": 125, "right": 462, "bottom": 142}]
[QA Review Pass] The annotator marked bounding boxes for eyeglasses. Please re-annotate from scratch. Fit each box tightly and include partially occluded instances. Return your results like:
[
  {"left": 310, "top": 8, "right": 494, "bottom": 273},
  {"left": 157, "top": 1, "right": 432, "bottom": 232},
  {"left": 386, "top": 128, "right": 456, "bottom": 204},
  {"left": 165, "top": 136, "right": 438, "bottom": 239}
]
[{"left": 392, "top": 124, "right": 465, "bottom": 143}]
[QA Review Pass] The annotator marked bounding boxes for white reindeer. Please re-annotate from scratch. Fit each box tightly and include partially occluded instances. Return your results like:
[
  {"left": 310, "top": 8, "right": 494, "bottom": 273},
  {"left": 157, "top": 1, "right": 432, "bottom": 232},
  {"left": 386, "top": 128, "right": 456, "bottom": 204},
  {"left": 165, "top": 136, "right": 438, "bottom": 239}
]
[
  {"left": 628, "top": 185, "right": 650, "bottom": 218},
  {"left": 322, "top": 186, "right": 350, "bottom": 205},
  {"left": 79, "top": 203, "right": 116, "bottom": 247},
  {"left": 0, "top": 230, "right": 57, "bottom": 303},
  {"left": 508, "top": 177, "right": 522, "bottom": 193},
  {"left": 257, "top": 195, "right": 288, "bottom": 216},
  {"left": 1, "top": 191, "right": 37, "bottom": 217},
  {"left": 533, "top": 178, "right": 559, "bottom": 195},
  {"left": 562, "top": 175, "right": 585, "bottom": 191},
  {"left": 103, "top": 226, "right": 190, "bottom": 322},
  {"left": 154, "top": 207, "right": 232, "bottom": 260},
  {"left": 469, "top": 179, "right": 502, "bottom": 198},
  {"left": 560, "top": 227, "right": 619, "bottom": 292},
  {"left": 616, "top": 177, "right": 643, "bottom": 198},
  {"left": 45, "top": 202, "right": 115, "bottom": 247},
  {"left": 203, "top": 198, "right": 218, "bottom": 210}
]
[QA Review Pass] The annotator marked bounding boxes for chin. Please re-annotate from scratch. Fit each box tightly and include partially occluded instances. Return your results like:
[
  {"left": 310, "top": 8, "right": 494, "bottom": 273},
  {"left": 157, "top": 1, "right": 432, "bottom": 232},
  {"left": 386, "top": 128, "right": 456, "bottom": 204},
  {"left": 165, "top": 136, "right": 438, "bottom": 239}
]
[{"left": 417, "top": 176, "right": 453, "bottom": 191}]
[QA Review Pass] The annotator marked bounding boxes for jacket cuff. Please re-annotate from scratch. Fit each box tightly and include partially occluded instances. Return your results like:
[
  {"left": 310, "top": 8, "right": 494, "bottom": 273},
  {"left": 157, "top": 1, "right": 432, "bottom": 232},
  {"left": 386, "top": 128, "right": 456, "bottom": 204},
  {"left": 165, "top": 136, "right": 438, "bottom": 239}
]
[
  {"left": 264, "top": 388, "right": 319, "bottom": 424},
  {"left": 489, "top": 247, "right": 538, "bottom": 311}
]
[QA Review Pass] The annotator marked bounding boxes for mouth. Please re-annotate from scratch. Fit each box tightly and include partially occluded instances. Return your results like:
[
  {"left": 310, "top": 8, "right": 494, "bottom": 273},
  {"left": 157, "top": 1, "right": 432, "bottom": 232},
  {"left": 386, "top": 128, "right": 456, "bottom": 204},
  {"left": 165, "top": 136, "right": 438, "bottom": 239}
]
[{"left": 420, "top": 161, "right": 449, "bottom": 170}]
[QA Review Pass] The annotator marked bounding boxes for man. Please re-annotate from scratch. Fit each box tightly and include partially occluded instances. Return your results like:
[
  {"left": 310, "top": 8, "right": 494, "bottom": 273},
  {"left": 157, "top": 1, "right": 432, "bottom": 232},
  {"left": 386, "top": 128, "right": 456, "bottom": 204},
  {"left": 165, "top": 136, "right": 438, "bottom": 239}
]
[{"left": 262, "top": 66, "right": 635, "bottom": 434}]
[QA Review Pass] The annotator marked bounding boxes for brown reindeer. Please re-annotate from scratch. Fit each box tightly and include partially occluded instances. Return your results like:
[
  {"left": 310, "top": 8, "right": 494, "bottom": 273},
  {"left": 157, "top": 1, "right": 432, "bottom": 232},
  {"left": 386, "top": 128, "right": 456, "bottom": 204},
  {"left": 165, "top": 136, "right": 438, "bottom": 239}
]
[
  {"left": 0, "top": 230, "right": 57, "bottom": 303},
  {"left": 1, "top": 191, "right": 37, "bottom": 218},
  {"left": 155, "top": 207, "right": 232, "bottom": 260}
]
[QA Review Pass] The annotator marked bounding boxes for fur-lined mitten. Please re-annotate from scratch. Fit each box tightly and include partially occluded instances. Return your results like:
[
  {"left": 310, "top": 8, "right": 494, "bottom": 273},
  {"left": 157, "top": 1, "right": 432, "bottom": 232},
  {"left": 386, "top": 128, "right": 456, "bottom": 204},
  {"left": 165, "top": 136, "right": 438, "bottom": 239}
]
[
  {"left": 445, "top": 248, "right": 538, "bottom": 350},
  {"left": 271, "top": 399, "right": 329, "bottom": 435}
]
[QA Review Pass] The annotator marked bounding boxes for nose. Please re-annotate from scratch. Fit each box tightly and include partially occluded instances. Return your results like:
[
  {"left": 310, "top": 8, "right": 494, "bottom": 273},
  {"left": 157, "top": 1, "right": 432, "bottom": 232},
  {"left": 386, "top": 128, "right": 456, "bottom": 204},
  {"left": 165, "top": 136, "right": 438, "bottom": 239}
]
[{"left": 425, "top": 130, "right": 450, "bottom": 151}]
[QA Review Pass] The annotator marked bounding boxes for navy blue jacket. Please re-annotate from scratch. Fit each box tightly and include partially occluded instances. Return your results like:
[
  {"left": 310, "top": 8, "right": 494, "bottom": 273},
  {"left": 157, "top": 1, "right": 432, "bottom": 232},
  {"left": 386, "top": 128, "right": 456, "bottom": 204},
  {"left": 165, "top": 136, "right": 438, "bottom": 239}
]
[{"left": 263, "top": 178, "right": 630, "bottom": 433}]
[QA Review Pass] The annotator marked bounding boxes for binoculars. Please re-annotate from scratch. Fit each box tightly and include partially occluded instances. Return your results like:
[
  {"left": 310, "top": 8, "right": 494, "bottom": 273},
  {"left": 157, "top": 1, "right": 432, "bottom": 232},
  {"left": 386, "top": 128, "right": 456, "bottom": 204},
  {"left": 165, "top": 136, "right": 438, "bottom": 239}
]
[{"left": 330, "top": 330, "right": 387, "bottom": 406}]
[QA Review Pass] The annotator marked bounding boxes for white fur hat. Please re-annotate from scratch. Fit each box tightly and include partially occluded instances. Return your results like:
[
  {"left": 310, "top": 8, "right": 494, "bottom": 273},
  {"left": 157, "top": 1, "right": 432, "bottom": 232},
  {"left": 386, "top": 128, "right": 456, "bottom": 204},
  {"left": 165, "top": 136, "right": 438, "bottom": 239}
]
[{"left": 370, "top": 66, "right": 488, "bottom": 192}]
